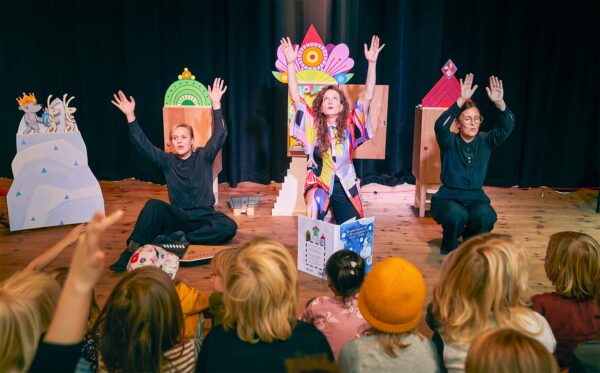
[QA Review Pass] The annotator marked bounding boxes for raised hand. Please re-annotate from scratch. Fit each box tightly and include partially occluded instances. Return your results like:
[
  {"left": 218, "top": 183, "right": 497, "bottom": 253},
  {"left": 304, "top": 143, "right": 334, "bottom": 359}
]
[
  {"left": 486, "top": 75, "right": 506, "bottom": 110},
  {"left": 63, "top": 224, "right": 86, "bottom": 246},
  {"left": 281, "top": 36, "right": 301, "bottom": 105},
  {"left": 208, "top": 77, "right": 228, "bottom": 109},
  {"left": 280, "top": 37, "right": 298, "bottom": 65},
  {"left": 24, "top": 224, "right": 86, "bottom": 272},
  {"left": 43, "top": 210, "right": 123, "bottom": 345},
  {"left": 459, "top": 73, "right": 478, "bottom": 101},
  {"left": 71, "top": 210, "right": 124, "bottom": 290},
  {"left": 364, "top": 35, "right": 385, "bottom": 64},
  {"left": 111, "top": 90, "right": 136, "bottom": 122}
]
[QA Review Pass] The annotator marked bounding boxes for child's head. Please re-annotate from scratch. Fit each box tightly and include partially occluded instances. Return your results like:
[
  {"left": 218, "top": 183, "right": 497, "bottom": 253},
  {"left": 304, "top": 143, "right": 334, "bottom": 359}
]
[
  {"left": 359, "top": 257, "right": 425, "bottom": 334},
  {"left": 544, "top": 231, "right": 600, "bottom": 301},
  {"left": 325, "top": 250, "right": 365, "bottom": 302},
  {"left": 433, "top": 233, "right": 531, "bottom": 344},
  {"left": 465, "top": 328, "right": 558, "bottom": 373},
  {"left": 210, "top": 248, "right": 236, "bottom": 293},
  {"left": 223, "top": 238, "right": 297, "bottom": 343},
  {"left": 0, "top": 271, "right": 61, "bottom": 372},
  {"left": 94, "top": 266, "right": 183, "bottom": 372}
]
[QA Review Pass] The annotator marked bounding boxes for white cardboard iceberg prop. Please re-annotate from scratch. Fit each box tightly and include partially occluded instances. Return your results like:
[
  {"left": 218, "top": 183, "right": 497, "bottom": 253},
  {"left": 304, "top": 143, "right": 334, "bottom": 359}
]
[{"left": 7, "top": 92, "right": 105, "bottom": 231}]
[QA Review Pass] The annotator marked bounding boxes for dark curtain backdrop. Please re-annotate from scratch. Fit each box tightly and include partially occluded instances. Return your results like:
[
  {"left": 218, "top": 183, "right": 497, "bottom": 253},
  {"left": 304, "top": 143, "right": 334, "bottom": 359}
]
[{"left": 1, "top": 0, "right": 598, "bottom": 188}]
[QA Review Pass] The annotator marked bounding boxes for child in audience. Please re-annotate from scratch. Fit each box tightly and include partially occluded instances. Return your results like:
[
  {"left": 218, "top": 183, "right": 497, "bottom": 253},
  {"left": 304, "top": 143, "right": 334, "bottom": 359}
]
[
  {"left": 299, "top": 250, "right": 369, "bottom": 359},
  {"left": 208, "top": 248, "right": 236, "bottom": 326},
  {"left": 126, "top": 243, "right": 210, "bottom": 341},
  {"left": 0, "top": 271, "right": 61, "bottom": 372},
  {"left": 465, "top": 328, "right": 558, "bottom": 373},
  {"left": 427, "top": 233, "right": 556, "bottom": 373},
  {"left": 338, "top": 257, "right": 441, "bottom": 372},
  {"left": 531, "top": 231, "right": 600, "bottom": 368},
  {"left": 94, "top": 266, "right": 197, "bottom": 372},
  {"left": 198, "top": 238, "right": 334, "bottom": 372},
  {"left": 0, "top": 223, "right": 96, "bottom": 372},
  {"left": 29, "top": 210, "right": 124, "bottom": 372}
]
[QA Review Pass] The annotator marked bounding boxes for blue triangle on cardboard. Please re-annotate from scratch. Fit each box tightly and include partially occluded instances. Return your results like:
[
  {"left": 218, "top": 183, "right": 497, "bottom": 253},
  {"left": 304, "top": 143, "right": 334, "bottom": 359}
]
[
  {"left": 74, "top": 161, "right": 79, "bottom": 166},
  {"left": 31, "top": 216, "right": 36, "bottom": 221},
  {"left": 64, "top": 194, "right": 69, "bottom": 200},
  {"left": 41, "top": 168, "right": 47, "bottom": 173},
  {"left": 21, "top": 140, "right": 26, "bottom": 145},
  {"left": 53, "top": 145, "right": 59, "bottom": 150},
  {"left": 16, "top": 191, "right": 22, "bottom": 196},
  {"left": 59, "top": 220, "right": 64, "bottom": 225}
]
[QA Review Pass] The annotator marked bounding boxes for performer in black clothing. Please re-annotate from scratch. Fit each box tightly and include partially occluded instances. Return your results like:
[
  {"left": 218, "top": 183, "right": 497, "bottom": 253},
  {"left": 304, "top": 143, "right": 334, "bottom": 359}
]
[
  {"left": 109, "top": 78, "right": 237, "bottom": 272},
  {"left": 431, "top": 74, "right": 515, "bottom": 254}
]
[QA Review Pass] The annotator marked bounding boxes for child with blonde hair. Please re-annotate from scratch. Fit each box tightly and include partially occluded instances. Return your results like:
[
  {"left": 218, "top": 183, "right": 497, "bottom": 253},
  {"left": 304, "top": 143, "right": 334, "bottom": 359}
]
[
  {"left": 0, "top": 271, "right": 61, "bottom": 372},
  {"left": 531, "top": 231, "right": 600, "bottom": 368},
  {"left": 465, "top": 328, "right": 558, "bottom": 373},
  {"left": 427, "top": 233, "right": 556, "bottom": 373},
  {"left": 339, "top": 257, "right": 441, "bottom": 372},
  {"left": 28, "top": 210, "right": 123, "bottom": 372},
  {"left": 208, "top": 248, "right": 236, "bottom": 326},
  {"left": 299, "top": 250, "right": 369, "bottom": 359},
  {"left": 198, "top": 238, "right": 333, "bottom": 371}
]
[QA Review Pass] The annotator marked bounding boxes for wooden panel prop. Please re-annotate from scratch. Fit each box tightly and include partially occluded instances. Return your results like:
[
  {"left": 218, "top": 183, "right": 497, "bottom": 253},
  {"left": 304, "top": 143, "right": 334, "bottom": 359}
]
[
  {"left": 8, "top": 93, "right": 105, "bottom": 231},
  {"left": 413, "top": 60, "right": 460, "bottom": 217},
  {"left": 162, "top": 68, "right": 222, "bottom": 181}
]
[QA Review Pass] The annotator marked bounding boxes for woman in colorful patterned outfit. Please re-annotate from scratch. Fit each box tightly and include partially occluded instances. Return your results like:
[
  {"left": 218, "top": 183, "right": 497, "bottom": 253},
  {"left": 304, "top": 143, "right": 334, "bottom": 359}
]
[{"left": 280, "top": 36, "right": 384, "bottom": 223}]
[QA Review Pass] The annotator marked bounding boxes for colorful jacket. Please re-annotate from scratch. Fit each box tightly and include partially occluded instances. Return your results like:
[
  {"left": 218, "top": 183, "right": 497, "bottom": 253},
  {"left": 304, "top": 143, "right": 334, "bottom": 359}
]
[{"left": 291, "top": 98, "right": 372, "bottom": 218}]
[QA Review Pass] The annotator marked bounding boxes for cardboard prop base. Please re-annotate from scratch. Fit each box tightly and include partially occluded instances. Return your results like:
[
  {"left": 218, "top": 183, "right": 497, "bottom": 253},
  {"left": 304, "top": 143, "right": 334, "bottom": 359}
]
[{"left": 8, "top": 132, "right": 104, "bottom": 231}]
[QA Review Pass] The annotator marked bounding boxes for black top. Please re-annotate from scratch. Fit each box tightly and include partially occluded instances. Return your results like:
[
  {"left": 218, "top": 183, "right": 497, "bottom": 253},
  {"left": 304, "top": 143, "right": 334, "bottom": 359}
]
[
  {"left": 29, "top": 339, "right": 83, "bottom": 373},
  {"left": 570, "top": 339, "right": 600, "bottom": 373},
  {"left": 434, "top": 102, "right": 515, "bottom": 202},
  {"left": 197, "top": 321, "right": 334, "bottom": 372},
  {"left": 128, "top": 109, "right": 227, "bottom": 212}
]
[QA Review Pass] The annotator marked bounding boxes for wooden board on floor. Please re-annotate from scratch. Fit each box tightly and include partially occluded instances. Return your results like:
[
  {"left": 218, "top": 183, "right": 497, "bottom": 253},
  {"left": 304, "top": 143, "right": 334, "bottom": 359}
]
[
  {"left": 1, "top": 178, "right": 598, "bottom": 336},
  {"left": 180, "top": 245, "right": 230, "bottom": 266}
]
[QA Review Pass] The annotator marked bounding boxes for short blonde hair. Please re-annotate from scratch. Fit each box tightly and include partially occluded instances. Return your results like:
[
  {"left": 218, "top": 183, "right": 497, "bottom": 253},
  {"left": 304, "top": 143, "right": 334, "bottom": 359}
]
[
  {"left": 545, "top": 231, "right": 600, "bottom": 301},
  {"left": 432, "top": 234, "right": 540, "bottom": 344},
  {"left": 223, "top": 238, "right": 297, "bottom": 343},
  {"left": 0, "top": 271, "right": 61, "bottom": 372},
  {"left": 210, "top": 248, "right": 237, "bottom": 279},
  {"left": 466, "top": 328, "right": 559, "bottom": 373}
]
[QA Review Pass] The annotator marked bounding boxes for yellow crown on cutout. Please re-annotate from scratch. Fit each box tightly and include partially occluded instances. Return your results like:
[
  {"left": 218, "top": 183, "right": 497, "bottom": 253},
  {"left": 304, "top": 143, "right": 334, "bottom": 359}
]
[
  {"left": 178, "top": 68, "right": 196, "bottom": 80},
  {"left": 16, "top": 92, "right": 37, "bottom": 106}
]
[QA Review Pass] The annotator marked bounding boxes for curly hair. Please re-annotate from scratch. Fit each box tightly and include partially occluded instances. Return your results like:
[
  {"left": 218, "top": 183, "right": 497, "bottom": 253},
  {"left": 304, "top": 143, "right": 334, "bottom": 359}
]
[{"left": 311, "top": 86, "right": 349, "bottom": 156}]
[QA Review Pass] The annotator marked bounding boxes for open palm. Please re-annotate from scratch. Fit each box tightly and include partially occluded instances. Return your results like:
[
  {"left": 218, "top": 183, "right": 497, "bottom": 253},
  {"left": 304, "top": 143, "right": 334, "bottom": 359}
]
[{"left": 364, "top": 35, "right": 385, "bottom": 63}]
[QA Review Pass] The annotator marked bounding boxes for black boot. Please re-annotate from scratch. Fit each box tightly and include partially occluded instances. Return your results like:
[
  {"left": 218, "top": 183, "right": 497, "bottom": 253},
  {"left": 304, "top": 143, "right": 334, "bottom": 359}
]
[
  {"left": 153, "top": 231, "right": 189, "bottom": 258},
  {"left": 109, "top": 249, "right": 134, "bottom": 272}
]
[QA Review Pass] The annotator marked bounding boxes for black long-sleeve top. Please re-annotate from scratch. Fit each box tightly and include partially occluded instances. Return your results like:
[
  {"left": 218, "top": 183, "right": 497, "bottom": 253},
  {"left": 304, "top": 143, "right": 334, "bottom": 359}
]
[
  {"left": 434, "top": 102, "right": 515, "bottom": 202},
  {"left": 128, "top": 108, "right": 227, "bottom": 213}
]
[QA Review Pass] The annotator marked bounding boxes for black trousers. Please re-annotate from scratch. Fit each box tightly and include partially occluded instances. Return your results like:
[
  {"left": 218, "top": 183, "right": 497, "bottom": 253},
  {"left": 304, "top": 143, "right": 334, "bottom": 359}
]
[
  {"left": 431, "top": 198, "right": 497, "bottom": 253},
  {"left": 128, "top": 199, "right": 237, "bottom": 246},
  {"left": 330, "top": 176, "right": 360, "bottom": 224}
]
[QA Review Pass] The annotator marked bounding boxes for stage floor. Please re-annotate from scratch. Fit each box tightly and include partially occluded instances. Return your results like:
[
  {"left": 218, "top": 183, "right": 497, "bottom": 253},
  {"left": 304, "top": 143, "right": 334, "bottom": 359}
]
[{"left": 1, "top": 178, "right": 598, "bottom": 335}]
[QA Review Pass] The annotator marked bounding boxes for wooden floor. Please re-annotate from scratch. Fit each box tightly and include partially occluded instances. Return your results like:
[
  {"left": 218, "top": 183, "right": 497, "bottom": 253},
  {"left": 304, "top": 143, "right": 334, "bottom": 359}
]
[{"left": 1, "top": 178, "right": 599, "bottom": 335}]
